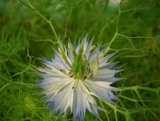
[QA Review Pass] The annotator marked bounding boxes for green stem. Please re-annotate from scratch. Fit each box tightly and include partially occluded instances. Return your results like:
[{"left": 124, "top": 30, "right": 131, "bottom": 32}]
[
  {"left": 105, "top": 5, "right": 121, "bottom": 54},
  {"left": 26, "top": 0, "right": 59, "bottom": 42}
]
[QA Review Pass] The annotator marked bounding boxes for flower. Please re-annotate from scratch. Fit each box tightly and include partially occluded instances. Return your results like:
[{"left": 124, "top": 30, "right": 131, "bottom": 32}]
[{"left": 35, "top": 36, "right": 121, "bottom": 121}]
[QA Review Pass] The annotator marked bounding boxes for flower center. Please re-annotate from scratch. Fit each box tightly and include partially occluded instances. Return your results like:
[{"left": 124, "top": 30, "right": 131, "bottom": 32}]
[
  {"left": 71, "top": 45, "right": 86, "bottom": 80},
  {"left": 58, "top": 42, "right": 99, "bottom": 81}
]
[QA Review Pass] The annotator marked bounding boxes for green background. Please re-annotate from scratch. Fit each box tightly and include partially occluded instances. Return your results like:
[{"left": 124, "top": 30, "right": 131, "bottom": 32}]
[{"left": 0, "top": 0, "right": 160, "bottom": 121}]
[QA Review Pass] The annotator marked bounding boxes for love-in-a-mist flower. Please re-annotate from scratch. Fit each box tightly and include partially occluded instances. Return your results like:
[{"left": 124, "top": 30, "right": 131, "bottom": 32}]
[{"left": 35, "top": 36, "right": 121, "bottom": 121}]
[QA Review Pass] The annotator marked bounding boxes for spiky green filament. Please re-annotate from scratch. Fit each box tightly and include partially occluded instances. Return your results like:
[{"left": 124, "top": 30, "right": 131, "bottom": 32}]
[{"left": 71, "top": 45, "right": 86, "bottom": 80}]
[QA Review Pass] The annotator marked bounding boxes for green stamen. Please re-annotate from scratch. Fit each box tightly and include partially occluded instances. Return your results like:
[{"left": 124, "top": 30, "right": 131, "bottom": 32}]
[
  {"left": 72, "top": 45, "right": 86, "bottom": 79},
  {"left": 90, "top": 45, "right": 96, "bottom": 51}
]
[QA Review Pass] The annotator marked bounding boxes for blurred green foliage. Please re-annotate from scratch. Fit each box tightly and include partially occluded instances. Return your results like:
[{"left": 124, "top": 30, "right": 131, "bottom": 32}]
[{"left": 0, "top": 0, "right": 160, "bottom": 121}]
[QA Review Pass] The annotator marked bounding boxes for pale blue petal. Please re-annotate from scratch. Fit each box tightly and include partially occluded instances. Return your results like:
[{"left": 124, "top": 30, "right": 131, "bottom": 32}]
[
  {"left": 45, "top": 80, "right": 74, "bottom": 116},
  {"left": 99, "top": 52, "right": 117, "bottom": 67},
  {"left": 53, "top": 49, "right": 71, "bottom": 70},
  {"left": 43, "top": 59, "right": 69, "bottom": 73},
  {"left": 84, "top": 38, "right": 93, "bottom": 59},
  {"left": 73, "top": 81, "right": 101, "bottom": 121},
  {"left": 85, "top": 80, "right": 118, "bottom": 103}
]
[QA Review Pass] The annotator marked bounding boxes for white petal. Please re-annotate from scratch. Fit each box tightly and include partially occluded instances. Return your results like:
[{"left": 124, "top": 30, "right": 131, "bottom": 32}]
[
  {"left": 73, "top": 81, "right": 101, "bottom": 121},
  {"left": 93, "top": 68, "right": 120, "bottom": 80},
  {"left": 54, "top": 49, "right": 70, "bottom": 70},
  {"left": 85, "top": 79, "right": 118, "bottom": 103},
  {"left": 43, "top": 59, "right": 69, "bottom": 73},
  {"left": 35, "top": 66, "right": 64, "bottom": 76},
  {"left": 99, "top": 62, "right": 119, "bottom": 69},
  {"left": 97, "top": 68, "right": 119, "bottom": 75},
  {"left": 46, "top": 80, "right": 74, "bottom": 117},
  {"left": 72, "top": 81, "right": 89, "bottom": 120},
  {"left": 88, "top": 45, "right": 100, "bottom": 61},
  {"left": 81, "top": 36, "right": 88, "bottom": 55},
  {"left": 37, "top": 76, "right": 69, "bottom": 88},
  {"left": 76, "top": 46, "right": 80, "bottom": 55},
  {"left": 99, "top": 52, "right": 117, "bottom": 68},
  {"left": 84, "top": 38, "right": 93, "bottom": 59},
  {"left": 42, "top": 78, "right": 73, "bottom": 96}
]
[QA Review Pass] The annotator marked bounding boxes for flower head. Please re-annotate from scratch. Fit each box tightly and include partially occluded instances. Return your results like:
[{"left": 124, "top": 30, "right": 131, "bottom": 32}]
[{"left": 35, "top": 36, "right": 121, "bottom": 121}]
